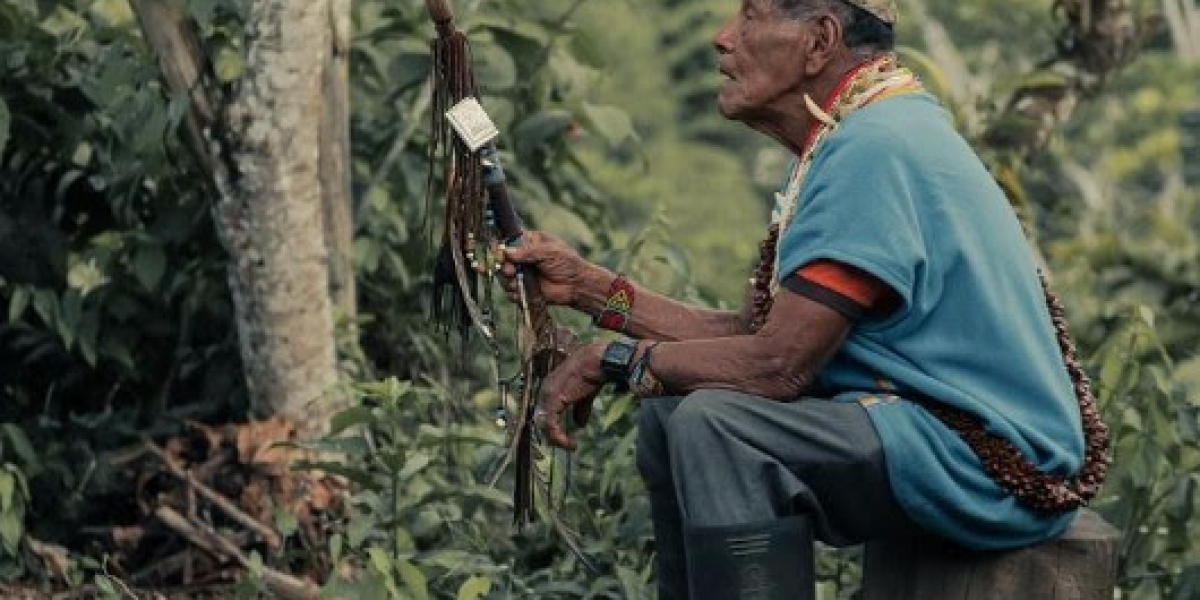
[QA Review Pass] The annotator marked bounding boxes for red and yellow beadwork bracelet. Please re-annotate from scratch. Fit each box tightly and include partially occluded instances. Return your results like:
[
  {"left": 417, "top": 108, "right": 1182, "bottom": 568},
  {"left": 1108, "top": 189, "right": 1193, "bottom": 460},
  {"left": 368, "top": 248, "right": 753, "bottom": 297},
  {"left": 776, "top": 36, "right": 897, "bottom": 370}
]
[{"left": 595, "top": 273, "right": 635, "bottom": 332}]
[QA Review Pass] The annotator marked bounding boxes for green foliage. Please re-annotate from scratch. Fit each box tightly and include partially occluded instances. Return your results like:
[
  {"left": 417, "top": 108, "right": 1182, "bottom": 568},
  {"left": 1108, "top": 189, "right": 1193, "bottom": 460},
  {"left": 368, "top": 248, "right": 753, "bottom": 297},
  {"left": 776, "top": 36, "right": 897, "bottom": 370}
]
[
  {"left": 1090, "top": 307, "right": 1200, "bottom": 598},
  {"left": 0, "top": 0, "right": 1197, "bottom": 597},
  {"left": 0, "top": 0, "right": 245, "bottom": 422},
  {"left": 308, "top": 378, "right": 655, "bottom": 599}
]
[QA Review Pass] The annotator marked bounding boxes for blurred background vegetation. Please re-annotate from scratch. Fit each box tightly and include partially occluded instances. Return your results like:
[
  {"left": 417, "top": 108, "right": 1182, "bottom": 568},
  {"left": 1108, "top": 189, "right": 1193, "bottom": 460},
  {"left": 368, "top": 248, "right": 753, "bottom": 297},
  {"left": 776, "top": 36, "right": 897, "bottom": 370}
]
[{"left": 0, "top": 0, "right": 1197, "bottom": 598}]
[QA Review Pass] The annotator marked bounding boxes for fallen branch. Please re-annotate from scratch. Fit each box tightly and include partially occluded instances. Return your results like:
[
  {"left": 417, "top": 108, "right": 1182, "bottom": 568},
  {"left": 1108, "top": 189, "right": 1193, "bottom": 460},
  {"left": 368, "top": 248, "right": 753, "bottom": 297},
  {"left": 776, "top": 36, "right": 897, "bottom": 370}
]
[
  {"left": 144, "top": 440, "right": 284, "bottom": 549},
  {"left": 155, "top": 506, "right": 318, "bottom": 600}
]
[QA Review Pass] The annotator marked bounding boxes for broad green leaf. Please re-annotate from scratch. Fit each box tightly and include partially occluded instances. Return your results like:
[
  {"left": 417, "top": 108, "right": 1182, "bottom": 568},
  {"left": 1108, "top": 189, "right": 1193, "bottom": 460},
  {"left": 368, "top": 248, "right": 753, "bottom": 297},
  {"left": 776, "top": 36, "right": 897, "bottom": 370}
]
[
  {"left": 474, "top": 43, "right": 518, "bottom": 91},
  {"left": 602, "top": 393, "right": 635, "bottom": 430},
  {"left": 77, "top": 315, "right": 99, "bottom": 367},
  {"left": 387, "top": 49, "right": 431, "bottom": 92},
  {"left": 0, "top": 470, "right": 12, "bottom": 513},
  {"left": 88, "top": 0, "right": 132, "bottom": 26},
  {"left": 456, "top": 576, "right": 492, "bottom": 600},
  {"left": 397, "top": 559, "right": 430, "bottom": 600},
  {"left": 367, "top": 546, "right": 392, "bottom": 576},
  {"left": 420, "top": 550, "right": 486, "bottom": 572},
  {"left": 38, "top": 5, "right": 86, "bottom": 37},
  {"left": 8, "top": 287, "right": 30, "bottom": 323},
  {"left": 353, "top": 238, "right": 382, "bottom": 273},
  {"left": 582, "top": 102, "right": 638, "bottom": 148},
  {"left": 60, "top": 290, "right": 81, "bottom": 328},
  {"left": 347, "top": 515, "right": 376, "bottom": 548},
  {"left": 471, "top": 15, "right": 551, "bottom": 48},
  {"left": 548, "top": 52, "right": 597, "bottom": 95},
  {"left": 31, "top": 289, "right": 58, "bottom": 325},
  {"left": 330, "top": 406, "right": 376, "bottom": 435},
  {"left": 2, "top": 426, "right": 38, "bottom": 468},
  {"left": 94, "top": 576, "right": 116, "bottom": 595},
  {"left": 398, "top": 452, "right": 431, "bottom": 480},
  {"left": 358, "top": 377, "right": 413, "bottom": 401},
  {"left": 0, "top": 509, "right": 22, "bottom": 555},
  {"left": 134, "top": 246, "right": 167, "bottom": 292},
  {"left": 513, "top": 109, "right": 573, "bottom": 152}
]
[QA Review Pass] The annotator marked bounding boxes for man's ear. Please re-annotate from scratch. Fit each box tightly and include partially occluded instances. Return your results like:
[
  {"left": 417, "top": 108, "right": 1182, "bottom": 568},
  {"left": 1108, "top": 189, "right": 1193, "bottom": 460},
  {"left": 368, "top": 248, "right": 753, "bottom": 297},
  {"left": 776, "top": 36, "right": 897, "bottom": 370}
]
[{"left": 804, "top": 14, "right": 843, "bottom": 77}]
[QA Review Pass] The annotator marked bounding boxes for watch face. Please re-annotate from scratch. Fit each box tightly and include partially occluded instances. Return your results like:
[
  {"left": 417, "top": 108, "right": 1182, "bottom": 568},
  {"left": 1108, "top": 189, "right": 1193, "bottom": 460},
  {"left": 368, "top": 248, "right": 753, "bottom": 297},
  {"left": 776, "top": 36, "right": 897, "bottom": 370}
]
[{"left": 602, "top": 339, "right": 638, "bottom": 383}]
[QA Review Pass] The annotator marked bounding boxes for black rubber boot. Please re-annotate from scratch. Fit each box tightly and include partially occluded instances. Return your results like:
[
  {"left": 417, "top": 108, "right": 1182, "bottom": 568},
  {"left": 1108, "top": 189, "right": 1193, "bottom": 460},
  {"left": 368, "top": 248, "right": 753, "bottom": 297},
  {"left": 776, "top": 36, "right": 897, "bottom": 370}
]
[
  {"left": 651, "top": 495, "right": 689, "bottom": 600},
  {"left": 684, "top": 516, "right": 815, "bottom": 600}
]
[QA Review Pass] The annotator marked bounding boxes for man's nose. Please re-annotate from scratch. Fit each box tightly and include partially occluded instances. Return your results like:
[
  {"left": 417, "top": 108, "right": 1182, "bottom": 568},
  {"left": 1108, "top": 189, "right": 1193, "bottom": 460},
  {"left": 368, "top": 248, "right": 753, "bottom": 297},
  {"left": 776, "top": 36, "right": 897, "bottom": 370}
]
[{"left": 712, "top": 18, "right": 735, "bottom": 54}]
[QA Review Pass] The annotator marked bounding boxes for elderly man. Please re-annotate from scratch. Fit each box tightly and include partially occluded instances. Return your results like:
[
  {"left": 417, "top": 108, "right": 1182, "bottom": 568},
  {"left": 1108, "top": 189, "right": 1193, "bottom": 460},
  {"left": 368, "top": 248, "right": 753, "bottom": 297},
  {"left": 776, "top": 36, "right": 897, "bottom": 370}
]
[{"left": 501, "top": 0, "right": 1100, "bottom": 598}]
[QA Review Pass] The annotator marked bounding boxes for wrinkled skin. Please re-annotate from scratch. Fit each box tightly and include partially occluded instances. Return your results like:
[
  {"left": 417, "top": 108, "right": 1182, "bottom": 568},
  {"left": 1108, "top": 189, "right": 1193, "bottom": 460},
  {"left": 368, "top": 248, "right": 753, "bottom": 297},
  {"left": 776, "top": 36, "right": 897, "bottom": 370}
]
[{"left": 502, "top": 0, "right": 871, "bottom": 448}]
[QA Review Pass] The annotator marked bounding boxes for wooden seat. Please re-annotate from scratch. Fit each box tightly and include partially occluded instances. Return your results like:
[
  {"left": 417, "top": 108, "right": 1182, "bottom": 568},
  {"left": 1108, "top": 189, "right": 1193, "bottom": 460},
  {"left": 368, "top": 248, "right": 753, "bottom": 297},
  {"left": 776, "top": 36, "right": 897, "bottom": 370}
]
[{"left": 861, "top": 509, "right": 1120, "bottom": 600}]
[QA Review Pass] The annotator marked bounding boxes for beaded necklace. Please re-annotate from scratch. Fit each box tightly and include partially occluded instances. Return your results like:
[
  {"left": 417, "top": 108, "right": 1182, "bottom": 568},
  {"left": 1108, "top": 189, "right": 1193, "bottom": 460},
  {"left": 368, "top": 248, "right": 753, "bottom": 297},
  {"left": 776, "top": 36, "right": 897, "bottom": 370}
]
[
  {"left": 748, "top": 54, "right": 920, "bottom": 331},
  {"left": 745, "top": 56, "right": 1109, "bottom": 513}
]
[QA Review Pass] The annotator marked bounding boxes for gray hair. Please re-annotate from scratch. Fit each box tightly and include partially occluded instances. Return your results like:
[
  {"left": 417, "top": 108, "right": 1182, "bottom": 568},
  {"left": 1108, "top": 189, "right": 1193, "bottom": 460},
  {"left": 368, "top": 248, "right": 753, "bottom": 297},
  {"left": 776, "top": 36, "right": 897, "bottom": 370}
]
[
  {"left": 772, "top": 0, "right": 895, "bottom": 55},
  {"left": 774, "top": 0, "right": 852, "bottom": 21}
]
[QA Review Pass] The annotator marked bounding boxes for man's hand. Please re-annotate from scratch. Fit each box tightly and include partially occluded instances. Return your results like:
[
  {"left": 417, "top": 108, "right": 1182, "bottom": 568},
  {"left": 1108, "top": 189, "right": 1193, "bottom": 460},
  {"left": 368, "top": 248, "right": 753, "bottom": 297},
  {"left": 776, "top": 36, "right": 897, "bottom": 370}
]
[
  {"left": 535, "top": 342, "right": 607, "bottom": 449},
  {"left": 500, "top": 231, "right": 607, "bottom": 309}
]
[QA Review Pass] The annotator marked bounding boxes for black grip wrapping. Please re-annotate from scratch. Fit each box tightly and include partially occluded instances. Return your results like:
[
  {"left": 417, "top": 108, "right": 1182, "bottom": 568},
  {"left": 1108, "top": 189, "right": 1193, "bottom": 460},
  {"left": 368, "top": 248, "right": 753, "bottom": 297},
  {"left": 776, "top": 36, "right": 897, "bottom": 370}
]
[
  {"left": 488, "top": 182, "right": 523, "bottom": 242},
  {"left": 482, "top": 149, "right": 523, "bottom": 242},
  {"left": 481, "top": 149, "right": 553, "bottom": 326}
]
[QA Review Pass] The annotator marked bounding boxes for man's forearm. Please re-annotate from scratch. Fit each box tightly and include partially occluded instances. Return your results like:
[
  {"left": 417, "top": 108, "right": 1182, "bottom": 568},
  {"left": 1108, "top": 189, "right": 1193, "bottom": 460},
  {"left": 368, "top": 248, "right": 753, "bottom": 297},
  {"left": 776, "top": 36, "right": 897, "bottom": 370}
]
[
  {"left": 634, "top": 293, "right": 853, "bottom": 400},
  {"left": 646, "top": 334, "right": 822, "bottom": 400},
  {"left": 573, "top": 265, "right": 748, "bottom": 341}
]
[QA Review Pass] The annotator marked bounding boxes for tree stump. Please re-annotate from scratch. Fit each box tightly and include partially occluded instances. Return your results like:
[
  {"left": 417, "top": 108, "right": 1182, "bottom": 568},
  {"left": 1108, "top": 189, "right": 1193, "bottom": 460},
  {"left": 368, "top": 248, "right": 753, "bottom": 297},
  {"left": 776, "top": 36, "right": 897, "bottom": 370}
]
[{"left": 861, "top": 509, "right": 1120, "bottom": 600}]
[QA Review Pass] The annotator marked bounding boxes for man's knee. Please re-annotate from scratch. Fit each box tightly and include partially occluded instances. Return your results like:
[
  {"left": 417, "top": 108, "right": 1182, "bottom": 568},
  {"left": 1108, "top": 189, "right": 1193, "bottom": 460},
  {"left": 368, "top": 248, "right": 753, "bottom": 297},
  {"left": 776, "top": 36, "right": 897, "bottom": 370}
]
[{"left": 665, "top": 389, "right": 746, "bottom": 442}]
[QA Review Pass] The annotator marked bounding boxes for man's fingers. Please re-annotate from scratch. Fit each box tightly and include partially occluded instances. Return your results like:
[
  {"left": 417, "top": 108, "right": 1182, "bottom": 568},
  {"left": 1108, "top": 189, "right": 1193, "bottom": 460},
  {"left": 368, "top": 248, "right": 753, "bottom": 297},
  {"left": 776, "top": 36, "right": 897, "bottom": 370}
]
[
  {"left": 501, "top": 243, "right": 536, "bottom": 264},
  {"left": 537, "top": 402, "right": 573, "bottom": 449},
  {"left": 544, "top": 418, "right": 573, "bottom": 449}
]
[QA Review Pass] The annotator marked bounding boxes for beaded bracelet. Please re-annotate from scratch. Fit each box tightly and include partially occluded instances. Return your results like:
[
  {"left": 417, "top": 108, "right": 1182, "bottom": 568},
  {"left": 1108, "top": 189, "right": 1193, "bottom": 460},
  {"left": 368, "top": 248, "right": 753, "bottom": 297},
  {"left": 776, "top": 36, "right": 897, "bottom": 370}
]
[
  {"left": 629, "top": 342, "right": 665, "bottom": 398},
  {"left": 595, "top": 273, "right": 635, "bottom": 332}
]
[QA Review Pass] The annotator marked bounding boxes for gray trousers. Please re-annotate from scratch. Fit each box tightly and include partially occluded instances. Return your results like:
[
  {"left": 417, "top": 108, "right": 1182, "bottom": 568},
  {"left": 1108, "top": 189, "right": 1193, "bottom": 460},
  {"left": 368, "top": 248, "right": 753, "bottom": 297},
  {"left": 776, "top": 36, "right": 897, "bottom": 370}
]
[{"left": 636, "top": 390, "right": 920, "bottom": 600}]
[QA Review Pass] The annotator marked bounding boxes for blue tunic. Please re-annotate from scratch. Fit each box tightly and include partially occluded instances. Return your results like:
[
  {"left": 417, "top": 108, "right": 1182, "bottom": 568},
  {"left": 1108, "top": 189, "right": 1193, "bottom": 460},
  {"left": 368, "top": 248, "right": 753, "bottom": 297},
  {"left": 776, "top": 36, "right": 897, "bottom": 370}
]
[{"left": 776, "top": 92, "right": 1084, "bottom": 549}]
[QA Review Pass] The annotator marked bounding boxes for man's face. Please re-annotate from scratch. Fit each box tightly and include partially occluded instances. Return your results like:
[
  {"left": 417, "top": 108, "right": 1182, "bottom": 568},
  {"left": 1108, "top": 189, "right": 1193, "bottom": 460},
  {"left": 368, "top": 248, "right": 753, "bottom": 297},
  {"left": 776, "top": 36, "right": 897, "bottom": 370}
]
[{"left": 713, "top": 0, "right": 812, "bottom": 123}]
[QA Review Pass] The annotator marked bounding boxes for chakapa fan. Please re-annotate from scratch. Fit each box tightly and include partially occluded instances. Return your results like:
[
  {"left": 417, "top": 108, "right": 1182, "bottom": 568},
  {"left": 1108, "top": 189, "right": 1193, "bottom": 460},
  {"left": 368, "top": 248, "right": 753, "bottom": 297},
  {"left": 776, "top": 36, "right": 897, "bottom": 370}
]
[{"left": 424, "top": 0, "right": 591, "bottom": 560}]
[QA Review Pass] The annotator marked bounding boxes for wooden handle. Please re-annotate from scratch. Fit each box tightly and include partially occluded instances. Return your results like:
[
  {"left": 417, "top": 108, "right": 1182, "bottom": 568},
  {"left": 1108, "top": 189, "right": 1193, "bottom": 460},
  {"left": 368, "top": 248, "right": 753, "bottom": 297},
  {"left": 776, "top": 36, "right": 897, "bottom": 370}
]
[{"left": 426, "top": 0, "right": 454, "bottom": 23}]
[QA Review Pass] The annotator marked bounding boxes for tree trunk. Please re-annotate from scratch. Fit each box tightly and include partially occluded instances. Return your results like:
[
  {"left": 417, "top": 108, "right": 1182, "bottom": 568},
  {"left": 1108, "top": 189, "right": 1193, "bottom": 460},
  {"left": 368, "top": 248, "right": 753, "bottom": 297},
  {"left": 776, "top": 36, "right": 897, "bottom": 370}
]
[
  {"left": 216, "top": 0, "right": 342, "bottom": 433},
  {"left": 132, "top": 0, "right": 351, "bottom": 436},
  {"left": 320, "top": 0, "right": 356, "bottom": 324},
  {"left": 1162, "top": 0, "right": 1200, "bottom": 63}
]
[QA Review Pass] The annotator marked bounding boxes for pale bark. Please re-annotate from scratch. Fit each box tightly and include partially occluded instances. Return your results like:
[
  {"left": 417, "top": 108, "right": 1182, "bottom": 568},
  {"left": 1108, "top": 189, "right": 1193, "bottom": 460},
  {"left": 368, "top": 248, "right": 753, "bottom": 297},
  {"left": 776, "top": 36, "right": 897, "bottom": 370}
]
[
  {"left": 1162, "top": 0, "right": 1200, "bottom": 63},
  {"left": 214, "top": 0, "right": 341, "bottom": 429},
  {"left": 320, "top": 0, "right": 356, "bottom": 322},
  {"left": 132, "top": 0, "right": 351, "bottom": 435}
]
